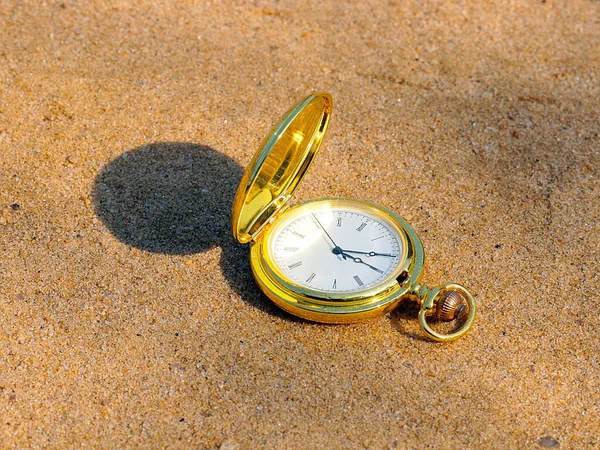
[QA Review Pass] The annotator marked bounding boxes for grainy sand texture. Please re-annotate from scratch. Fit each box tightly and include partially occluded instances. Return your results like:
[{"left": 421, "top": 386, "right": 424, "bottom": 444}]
[{"left": 1, "top": 1, "right": 599, "bottom": 449}]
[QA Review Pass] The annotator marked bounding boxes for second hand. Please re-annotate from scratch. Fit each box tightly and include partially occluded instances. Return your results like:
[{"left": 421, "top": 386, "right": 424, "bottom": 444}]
[{"left": 311, "top": 213, "right": 338, "bottom": 248}]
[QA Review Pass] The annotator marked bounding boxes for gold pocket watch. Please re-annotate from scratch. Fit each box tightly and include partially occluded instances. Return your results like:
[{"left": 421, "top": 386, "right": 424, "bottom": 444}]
[{"left": 231, "top": 93, "right": 475, "bottom": 341}]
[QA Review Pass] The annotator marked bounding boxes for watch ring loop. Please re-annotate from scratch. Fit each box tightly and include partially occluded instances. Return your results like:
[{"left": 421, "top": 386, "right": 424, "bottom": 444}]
[{"left": 417, "top": 283, "right": 476, "bottom": 342}]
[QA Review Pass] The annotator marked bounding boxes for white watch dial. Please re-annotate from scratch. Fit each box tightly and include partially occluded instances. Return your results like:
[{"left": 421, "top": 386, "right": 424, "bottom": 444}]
[{"left": 269, "top": 206, "right": 403, "bottom": 293}]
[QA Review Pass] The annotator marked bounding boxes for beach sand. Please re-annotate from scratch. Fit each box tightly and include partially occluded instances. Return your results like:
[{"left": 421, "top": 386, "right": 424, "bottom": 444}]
[{"left": 1, "top": 1, "right": 599, "bottom": 448}]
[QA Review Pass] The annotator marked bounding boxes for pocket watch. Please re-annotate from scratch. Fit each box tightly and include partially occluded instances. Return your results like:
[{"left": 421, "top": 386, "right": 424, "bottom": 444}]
[{"left": 231, "top": 93, "right": 476, "bottom": 341}]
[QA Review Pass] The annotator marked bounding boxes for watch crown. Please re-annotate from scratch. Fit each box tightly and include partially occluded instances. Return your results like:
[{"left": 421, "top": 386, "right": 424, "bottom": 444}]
[{"left": 436, "top": 290, "right": 468, "bottom": 322}]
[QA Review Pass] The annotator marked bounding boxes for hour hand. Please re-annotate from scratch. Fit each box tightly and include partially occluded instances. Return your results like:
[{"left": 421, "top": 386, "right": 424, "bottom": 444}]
[
  {"left": 334, "top": 248, "right": 384, "bottom": 274},
  {"left": 346, "top": 254, "right": 384, "bottom": 274}
]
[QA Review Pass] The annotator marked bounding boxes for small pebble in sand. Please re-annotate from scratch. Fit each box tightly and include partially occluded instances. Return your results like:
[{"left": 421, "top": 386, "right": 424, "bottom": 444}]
[
  {"left": 80, "top": 195, "right": 91, "bottom": 207},
  {"left": 538, "top": 436, "right": 559, "bottom": 448}
]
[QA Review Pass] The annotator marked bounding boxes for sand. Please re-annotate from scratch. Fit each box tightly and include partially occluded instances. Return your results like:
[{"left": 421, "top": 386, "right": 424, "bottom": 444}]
[{"left": 1, "top": 1, "right": 599, "bottom": 448}]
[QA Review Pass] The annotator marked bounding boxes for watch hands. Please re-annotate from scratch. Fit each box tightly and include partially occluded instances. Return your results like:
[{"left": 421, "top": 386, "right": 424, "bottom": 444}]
[
  {"left": 310, "top": 213, "right": 387, "bottom": 273},
  {"left": 341, "top": 252, "right": 384, "bottom": 274},
  {"left": 341, "top": 249, "right": 396, "bottom": 258},
  {"left": 332, "top": 246, "right": 384, "bottom": 273},
  {"left": 311, "top": 213, "right": 338, "bottom": 248}
]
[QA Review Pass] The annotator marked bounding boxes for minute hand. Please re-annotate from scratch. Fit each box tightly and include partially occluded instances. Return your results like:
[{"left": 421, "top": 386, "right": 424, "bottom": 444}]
[{"left": 342, "top": 249, "right": 396, "bottom": 258}]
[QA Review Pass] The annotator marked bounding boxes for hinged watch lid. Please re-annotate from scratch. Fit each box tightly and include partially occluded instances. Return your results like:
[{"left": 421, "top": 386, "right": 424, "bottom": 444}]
[{"left": 231, "top": 92, "right": 333, "bottom": 244}]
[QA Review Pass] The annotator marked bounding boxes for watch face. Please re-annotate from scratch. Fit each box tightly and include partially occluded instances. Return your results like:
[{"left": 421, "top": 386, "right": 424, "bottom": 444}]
[{"left": 269, "top": 203, "right": 404, "bottom": 293}]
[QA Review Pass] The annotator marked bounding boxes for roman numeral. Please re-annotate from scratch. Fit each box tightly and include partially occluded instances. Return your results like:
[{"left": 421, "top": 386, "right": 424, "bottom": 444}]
[
  {"left": 353, "top": 275, "right": 364, "bottom": 286},
  {"left": 371, "top": 236, "right": 384, "bottom": 241},
  {"left": 283, "top": 247, "right": 299, "bottom": 252},
  {"left": 292, "top": 231, "right": 305, "bottom": 238},
  {"left": 288, "top": 261, "right": 302, "bottom": 269},
  {"left": 356, "top": 222, "right": 367, "bottom": 232},
  {"left": 336, "top": 217, "right": 342, "bottom": 227},
  {"left": 306, "top": 273, "right": 316, "bottom": 283},
  {"left": 332, "top": 279, "right": 337, "bottom": 289}
]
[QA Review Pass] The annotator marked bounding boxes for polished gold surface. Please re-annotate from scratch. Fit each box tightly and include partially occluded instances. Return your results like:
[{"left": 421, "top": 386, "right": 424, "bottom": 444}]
[
  {"left": 250, "top": 198, "right": 424, "bottom": 323},
  {"left": 231, "top": 93, "right": 332, "bottom": 243},
  {"left": 232, "top": 92, "right": 476, "bottom": 341}
]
